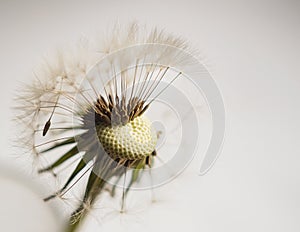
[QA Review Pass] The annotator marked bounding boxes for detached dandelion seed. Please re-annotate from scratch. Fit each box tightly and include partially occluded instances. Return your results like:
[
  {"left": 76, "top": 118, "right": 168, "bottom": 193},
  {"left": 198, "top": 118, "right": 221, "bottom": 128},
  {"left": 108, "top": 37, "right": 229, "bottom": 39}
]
[{"left": 15, "top": 23, "right": 197, "bottom": 232}]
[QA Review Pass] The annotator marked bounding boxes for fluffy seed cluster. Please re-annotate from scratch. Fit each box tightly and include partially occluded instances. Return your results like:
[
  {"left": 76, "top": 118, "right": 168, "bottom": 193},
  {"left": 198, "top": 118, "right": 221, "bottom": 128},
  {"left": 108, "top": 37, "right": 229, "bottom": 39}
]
[{"left": 15, "top": 23, "right": 195, "bottom": 232}]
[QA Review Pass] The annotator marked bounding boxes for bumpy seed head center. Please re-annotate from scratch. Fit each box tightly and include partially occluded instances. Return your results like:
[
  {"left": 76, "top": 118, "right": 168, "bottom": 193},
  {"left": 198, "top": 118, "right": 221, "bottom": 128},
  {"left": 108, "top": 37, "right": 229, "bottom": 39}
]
[{"left": 97, "top": 115, "right": 157, "bottom": 160}]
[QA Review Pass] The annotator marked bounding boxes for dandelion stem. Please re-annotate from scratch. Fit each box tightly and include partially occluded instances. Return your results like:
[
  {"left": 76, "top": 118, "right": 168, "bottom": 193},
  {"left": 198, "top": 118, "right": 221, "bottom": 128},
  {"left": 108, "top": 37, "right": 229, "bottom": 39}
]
[{"left": 121, "top": 167, "right": 127, "bottom": 213}]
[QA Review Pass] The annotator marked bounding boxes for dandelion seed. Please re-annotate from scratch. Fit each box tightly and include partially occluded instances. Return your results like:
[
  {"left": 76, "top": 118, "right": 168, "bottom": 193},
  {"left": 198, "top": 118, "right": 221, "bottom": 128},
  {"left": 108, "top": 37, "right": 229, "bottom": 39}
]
[{"left": 16, "top": 23, "right": 198, "bottom": 232}]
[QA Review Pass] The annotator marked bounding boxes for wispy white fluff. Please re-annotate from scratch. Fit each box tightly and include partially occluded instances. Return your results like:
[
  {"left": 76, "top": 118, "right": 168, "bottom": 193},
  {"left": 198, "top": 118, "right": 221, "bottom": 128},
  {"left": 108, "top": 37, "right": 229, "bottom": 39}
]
[{"left": 16, "top": 22, "right": 196, "bottom": 171}]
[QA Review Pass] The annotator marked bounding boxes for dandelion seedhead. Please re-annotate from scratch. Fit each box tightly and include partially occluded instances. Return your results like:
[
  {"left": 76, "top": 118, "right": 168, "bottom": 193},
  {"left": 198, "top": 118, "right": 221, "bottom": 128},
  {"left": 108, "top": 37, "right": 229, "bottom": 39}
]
[{"left": 15, "top": 23, "right": 198, "bottom": 232}]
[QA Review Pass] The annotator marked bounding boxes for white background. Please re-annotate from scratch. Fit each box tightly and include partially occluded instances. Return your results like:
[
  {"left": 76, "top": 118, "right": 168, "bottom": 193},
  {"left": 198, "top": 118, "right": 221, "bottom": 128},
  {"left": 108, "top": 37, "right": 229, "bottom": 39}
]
[{"left": 0, "top": 0, "right": 299, "bottom": 231}]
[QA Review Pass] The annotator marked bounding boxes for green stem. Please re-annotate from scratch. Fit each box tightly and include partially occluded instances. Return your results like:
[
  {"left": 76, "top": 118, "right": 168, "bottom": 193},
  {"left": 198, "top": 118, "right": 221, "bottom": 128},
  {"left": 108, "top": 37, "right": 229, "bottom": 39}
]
[{"left": 64, "top": 158, "right": 116, "bottom": 232}]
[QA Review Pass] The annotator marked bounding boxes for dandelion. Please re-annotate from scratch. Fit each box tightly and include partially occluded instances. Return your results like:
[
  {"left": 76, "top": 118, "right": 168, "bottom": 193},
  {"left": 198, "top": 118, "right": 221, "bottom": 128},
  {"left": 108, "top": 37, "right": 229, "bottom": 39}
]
[{"left": 15, "top": 23, "right": 198, "bottom": 232}]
